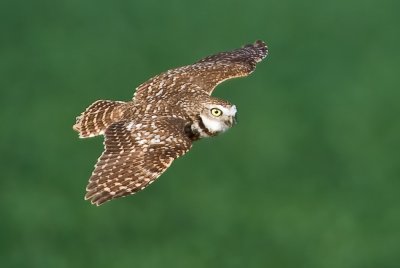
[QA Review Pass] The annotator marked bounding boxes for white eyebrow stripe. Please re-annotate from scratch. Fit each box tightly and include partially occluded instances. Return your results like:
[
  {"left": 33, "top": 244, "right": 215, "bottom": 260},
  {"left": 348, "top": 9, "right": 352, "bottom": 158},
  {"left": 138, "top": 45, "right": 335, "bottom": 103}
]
[{"left": 217, "top": 105, "right": 237, "bottom": 116}]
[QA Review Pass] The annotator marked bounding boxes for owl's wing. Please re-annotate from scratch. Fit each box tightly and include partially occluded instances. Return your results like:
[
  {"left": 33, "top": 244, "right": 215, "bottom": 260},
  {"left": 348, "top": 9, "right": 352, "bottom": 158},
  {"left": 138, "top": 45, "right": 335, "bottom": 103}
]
[
  {"left": 85, "top": 117, "right": 192, "bottom": 206},
  {"left": 134, "top": 40, "right": 268, "bottom": 99}
]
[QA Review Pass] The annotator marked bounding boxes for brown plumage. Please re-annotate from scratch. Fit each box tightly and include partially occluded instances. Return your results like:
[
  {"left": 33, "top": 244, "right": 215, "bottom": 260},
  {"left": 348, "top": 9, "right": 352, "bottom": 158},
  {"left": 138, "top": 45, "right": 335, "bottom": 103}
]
[{"left": 73, "top": 40, "right": 268, "bottom": 205}]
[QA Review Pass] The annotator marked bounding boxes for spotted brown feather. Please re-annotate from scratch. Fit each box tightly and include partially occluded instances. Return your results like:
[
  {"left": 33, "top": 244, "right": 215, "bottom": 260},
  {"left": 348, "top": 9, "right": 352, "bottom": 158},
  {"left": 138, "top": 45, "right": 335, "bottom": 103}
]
[{"left": 73, "top": 40, "right": 268, "bottom": 205}]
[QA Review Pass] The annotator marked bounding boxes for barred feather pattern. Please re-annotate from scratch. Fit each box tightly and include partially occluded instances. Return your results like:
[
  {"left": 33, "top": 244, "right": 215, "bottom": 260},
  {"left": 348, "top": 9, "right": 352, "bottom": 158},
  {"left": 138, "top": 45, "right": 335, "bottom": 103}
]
[
  {"left": 73, "top": 100, "right": 126, "bottom": 138},
  {"left": 73, "top": 40, "right": 268, "bottom": 205},
  {"left": 85, "top": 118, "right": 192, "bottom": 206},
  {"left": 134, "top": 40, "right": 268, "bottom": 100}
]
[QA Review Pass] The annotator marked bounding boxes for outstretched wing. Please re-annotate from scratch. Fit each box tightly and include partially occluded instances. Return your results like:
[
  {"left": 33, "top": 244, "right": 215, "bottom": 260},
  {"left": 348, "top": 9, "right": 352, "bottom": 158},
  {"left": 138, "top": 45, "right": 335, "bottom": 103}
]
[
  {"left": 134, "top": 40, "right": 268, "bottom": 100},
  {"left": 85, "top": 117, "right": 192, "bottom": 206}
]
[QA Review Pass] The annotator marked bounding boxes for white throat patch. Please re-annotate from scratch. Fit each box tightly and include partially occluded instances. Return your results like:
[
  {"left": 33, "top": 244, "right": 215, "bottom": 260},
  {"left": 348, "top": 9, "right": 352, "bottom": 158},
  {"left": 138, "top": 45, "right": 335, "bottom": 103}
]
[{"left": 200, "top": 115, "right": 228, "bottom": 133}]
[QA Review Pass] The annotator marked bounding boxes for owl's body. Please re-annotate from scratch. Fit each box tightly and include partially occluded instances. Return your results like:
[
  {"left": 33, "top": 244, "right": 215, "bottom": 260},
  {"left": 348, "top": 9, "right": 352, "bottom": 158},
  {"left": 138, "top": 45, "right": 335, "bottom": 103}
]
[{"left": 74, "top": 40, "right": 268, "bottom": 205}]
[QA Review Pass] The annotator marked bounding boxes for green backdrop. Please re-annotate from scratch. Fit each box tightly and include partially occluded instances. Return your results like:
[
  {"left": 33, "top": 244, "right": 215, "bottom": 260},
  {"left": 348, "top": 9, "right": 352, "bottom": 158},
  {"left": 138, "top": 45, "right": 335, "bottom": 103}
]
[{"left": 1, "top": 0, "right": 399, "bottom": 267}]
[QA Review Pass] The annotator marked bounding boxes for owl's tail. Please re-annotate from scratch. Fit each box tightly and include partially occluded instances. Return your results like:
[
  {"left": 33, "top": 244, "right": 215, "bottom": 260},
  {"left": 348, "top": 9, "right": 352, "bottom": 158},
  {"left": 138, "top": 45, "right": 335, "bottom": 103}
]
[{"left": 73, "top": 100, "right": 127, "bottom": 138}]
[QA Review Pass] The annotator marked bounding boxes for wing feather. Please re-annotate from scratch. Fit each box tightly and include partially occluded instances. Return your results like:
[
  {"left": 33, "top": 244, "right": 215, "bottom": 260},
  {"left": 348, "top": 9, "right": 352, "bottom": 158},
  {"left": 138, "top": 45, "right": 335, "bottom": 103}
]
[
  {"left": 85, "top": 117, "right": 192, "bottom": 206},
  {"left": 134, "top": 40, "right": 268, "bottom": 99}
]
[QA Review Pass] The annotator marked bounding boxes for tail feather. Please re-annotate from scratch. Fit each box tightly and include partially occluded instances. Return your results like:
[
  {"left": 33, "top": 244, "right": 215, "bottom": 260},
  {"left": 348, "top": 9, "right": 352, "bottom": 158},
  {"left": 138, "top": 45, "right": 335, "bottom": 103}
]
[{"left": 73, "top": 100, "right": 126, "bottom": 138}]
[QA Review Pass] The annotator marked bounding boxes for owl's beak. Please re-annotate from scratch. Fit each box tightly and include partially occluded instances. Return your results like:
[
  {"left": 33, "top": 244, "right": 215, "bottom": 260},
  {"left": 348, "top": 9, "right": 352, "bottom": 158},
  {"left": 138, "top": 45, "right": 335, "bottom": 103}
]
[
  {"left": 227, "top": 115, "right": 237, "bottom": 127},
  {"left": 233, "top": 114, "right": 237, "bottom": 125}
]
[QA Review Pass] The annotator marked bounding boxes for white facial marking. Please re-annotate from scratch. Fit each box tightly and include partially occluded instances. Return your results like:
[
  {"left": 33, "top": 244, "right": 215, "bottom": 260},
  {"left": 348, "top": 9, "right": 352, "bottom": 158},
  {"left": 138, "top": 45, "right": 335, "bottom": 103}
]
[
  {"left": 219, "top": 105, "right": 237, "bottom": 117},
  {"left": 200, "top": 115, "right": 226, "bottom": 133}
]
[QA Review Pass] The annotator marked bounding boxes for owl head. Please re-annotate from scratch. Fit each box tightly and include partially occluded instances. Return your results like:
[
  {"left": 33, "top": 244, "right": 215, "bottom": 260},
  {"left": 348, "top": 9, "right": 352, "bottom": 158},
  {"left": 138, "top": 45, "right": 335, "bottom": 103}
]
[{"left": 191, "top": 100, "right": 237, "bottom": 138}]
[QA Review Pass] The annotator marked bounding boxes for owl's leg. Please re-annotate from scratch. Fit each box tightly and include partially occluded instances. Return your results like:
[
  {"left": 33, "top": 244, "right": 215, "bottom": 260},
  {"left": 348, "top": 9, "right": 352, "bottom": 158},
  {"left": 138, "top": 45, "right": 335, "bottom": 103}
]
[{"left": 73, "top": 100, "right": 126, "bottom": 138}]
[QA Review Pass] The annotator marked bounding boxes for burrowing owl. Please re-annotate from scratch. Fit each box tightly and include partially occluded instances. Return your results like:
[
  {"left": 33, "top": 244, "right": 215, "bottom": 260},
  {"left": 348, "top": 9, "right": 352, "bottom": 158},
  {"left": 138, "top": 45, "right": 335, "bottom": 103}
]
[{"left": 73, "top": 40, "right": 268, "bottom": 205}]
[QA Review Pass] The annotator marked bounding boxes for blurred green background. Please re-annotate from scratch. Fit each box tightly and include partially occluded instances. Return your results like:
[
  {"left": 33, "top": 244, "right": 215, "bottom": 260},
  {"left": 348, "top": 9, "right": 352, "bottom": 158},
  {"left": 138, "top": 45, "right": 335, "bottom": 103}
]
[{"left": 1, "top": 0, "right": 399, "bottom": 267}]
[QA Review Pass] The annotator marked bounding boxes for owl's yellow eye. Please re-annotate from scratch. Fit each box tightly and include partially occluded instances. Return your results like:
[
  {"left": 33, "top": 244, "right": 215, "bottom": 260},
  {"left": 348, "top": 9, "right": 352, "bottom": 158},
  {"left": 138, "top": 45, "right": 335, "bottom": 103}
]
[{"left": 211, "top": 108, "right": 223, "bottom": 117}]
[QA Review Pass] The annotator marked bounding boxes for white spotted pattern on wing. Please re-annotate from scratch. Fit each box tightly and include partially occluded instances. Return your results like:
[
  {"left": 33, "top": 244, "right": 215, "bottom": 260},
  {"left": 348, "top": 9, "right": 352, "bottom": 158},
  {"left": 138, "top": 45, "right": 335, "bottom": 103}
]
[{"left": 73, "top": 41, "right": 269, "bottom": 205}]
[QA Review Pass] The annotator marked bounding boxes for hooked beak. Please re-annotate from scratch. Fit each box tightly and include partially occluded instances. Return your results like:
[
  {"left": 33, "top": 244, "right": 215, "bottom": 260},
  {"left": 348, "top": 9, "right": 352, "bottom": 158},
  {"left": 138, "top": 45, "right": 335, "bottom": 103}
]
[
  {"left": 227, "top": 115, "right": 237, "bottom": 127},
  {"left": 233, "top": 114, "right": 238, "bottom": 125}
]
